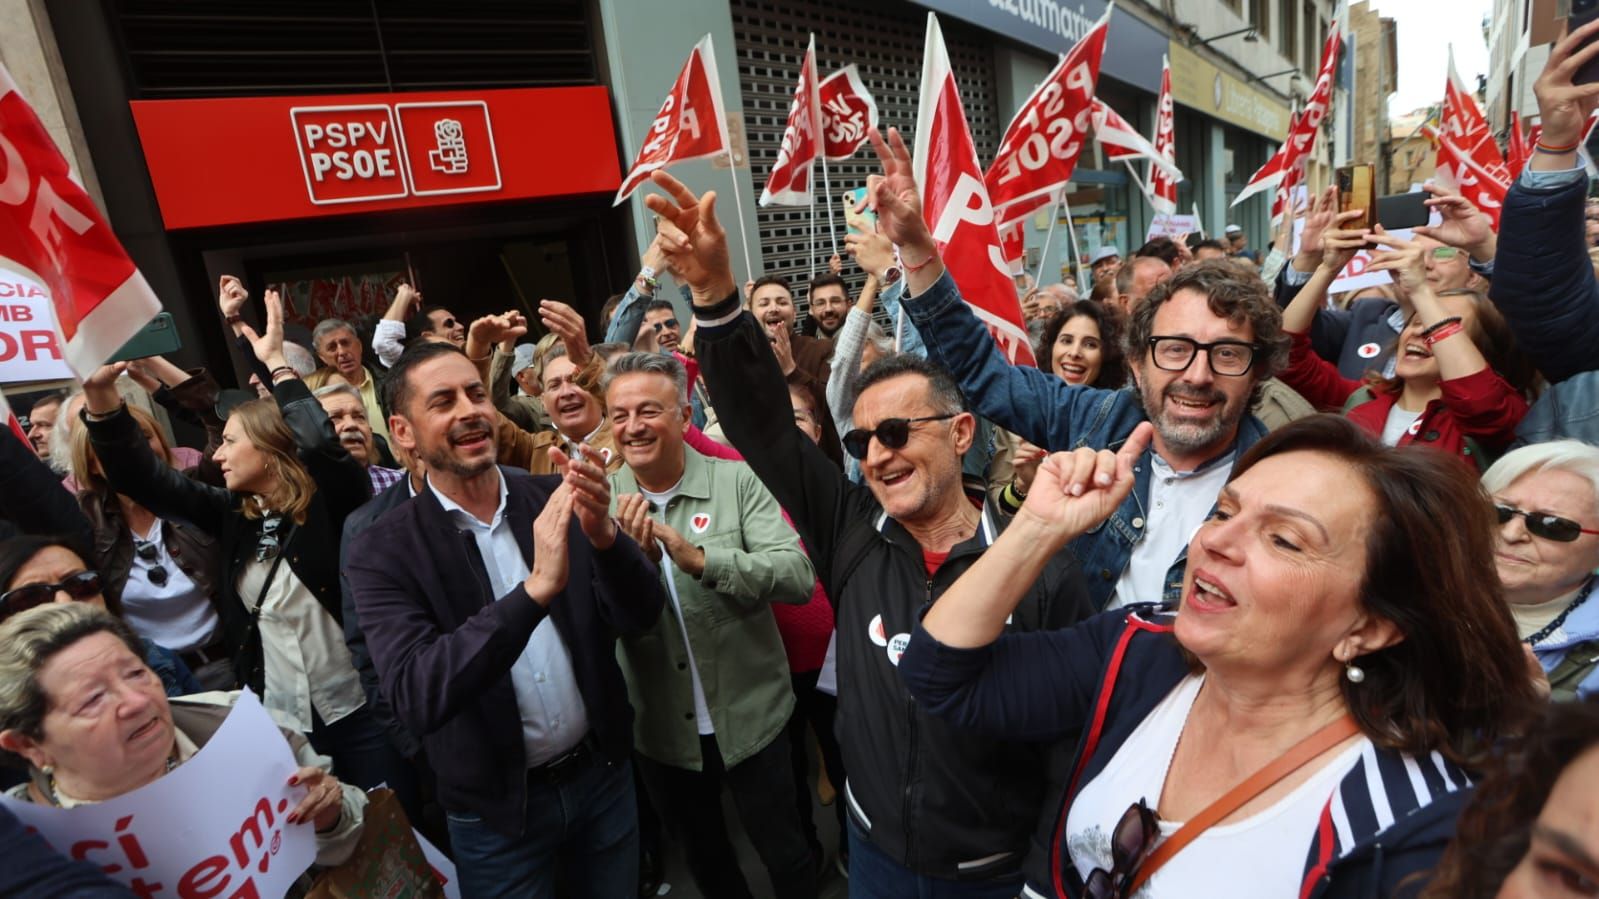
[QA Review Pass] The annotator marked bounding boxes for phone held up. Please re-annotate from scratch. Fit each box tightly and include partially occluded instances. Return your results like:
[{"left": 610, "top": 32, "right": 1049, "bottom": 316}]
[
  {"left": 1571, "top": 0, "right": 1599, "bottom": 85},
  {"left": 1336, "top": 164, "right": 1377, "bottom": 233}
]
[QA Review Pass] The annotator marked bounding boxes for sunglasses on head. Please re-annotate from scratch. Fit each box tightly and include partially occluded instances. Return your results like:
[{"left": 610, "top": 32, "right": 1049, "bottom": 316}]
[
  {"left": 841, "top": 414, "right": 958, "bottom": 460},
  {"left": 1084, "top": 799, "right": 1159, "bottom": 899},
  {"left": 256, "top": 515, "right": 285, "bottom": 563},
  {"left": 0, "top": 570, "right": 103, "bottom": 619},
  {"left": 1495, "top": 504, "right": 1599, "bottom": 543}
]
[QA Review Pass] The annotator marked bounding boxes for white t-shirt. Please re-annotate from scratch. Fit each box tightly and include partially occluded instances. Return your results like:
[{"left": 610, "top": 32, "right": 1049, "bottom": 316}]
[
  {"left": 120, "top": 518, "right": 220, "bottom": 653},
  {"left": 639, "top": 481, "right": 716, "bottom": 735},
  {"left": 1380, "top": 405, "right": 1423, "bottom": 447},
  {"left": 1066, "top": 675, "right": 1367, "bottom": 897},
  {"left": 1109, "top": 453, "right": 1234, "bottom": 609}
]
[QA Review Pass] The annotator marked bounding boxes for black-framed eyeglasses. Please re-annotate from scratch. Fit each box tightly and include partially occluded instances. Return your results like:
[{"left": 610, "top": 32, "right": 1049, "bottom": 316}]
[
  {"left": 1083, "top": 799, "right": 1159, "bottom": 899},
  {"left": 132, "top": 539, "right": 169, "bottom": 588},
  {"left": 0, "top": 570, "right": 103, "bottom": 620},
  {"left": 256, "top": 516, "right": 285, "bottom": 563},
  {"left": 1147, "top": 336, "right": 1261, "bottom": 377},
  {"left": 1495, "top": 504, "right": 1599, "bottom": 543},
  {"left": 841, "top": 414, "right": 958, "bottom": 460}
]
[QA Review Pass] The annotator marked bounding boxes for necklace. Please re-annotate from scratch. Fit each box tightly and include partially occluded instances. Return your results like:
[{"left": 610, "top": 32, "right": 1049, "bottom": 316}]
[{"left": 1524, "top": 578, "right": 1596, "bottom": 646}]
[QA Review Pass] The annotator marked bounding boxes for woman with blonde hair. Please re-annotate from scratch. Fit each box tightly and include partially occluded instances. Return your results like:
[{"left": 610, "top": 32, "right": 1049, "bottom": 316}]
[
  {"left": 67, "top": 406, "right": 229, "bottom": 689},
  {"left": 79, "top": 290, "right": 402, "bottom": 791}
]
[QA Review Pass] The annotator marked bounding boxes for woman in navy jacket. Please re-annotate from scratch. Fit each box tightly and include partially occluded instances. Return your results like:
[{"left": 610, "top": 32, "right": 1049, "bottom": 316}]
[{"left": 900, "top": 416, "right": 1539, "bottom": 898}]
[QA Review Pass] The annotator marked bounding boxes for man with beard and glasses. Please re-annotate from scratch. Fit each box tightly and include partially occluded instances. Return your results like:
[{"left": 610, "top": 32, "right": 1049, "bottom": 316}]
[
  {"left": 347, "top": 341, "right": 667, "bottom": 898},
  {"left": 860, "top": 130, "right": 1288, "bottom": 612},
  {"left": 802, "top": 273, "right": 850, "bottom": 340},
  {"left": 314, "top": 384, "right": 404, "bottom": 495}
]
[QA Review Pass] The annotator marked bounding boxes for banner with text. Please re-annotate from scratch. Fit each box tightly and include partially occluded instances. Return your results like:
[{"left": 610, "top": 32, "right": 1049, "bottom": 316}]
[
  {"left": 819, "top": 66, "right": 879, "bottom": 160},
  {"left": 0, "top": 269, "right": 75, "bottom": 384},
  {"left": 1234, "top": 25, "right": 1340, "bottom": 207}
]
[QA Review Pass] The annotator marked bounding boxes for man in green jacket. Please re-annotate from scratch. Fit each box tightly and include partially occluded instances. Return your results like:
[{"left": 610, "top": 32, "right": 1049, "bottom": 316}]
[{"left": 604, "top": 351, "right": 819, "bottom": 899}]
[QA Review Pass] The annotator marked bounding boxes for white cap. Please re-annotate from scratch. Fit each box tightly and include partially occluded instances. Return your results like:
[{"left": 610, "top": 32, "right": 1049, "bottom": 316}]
[
  {"left": 1224, "top": 224, "right": 1243, "bottom": 235},
  {"left": 1090, "top": 246, "right": 1121, "bottom": 265}
]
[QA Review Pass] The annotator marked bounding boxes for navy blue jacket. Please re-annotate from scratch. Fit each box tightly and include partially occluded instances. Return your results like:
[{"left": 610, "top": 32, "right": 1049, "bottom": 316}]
[
  {"left": 345, "top": 467, "right": 665, "bottom": 838},
  {"left": 899, "top": 607, "right": 1471, "bottom": 898},
  {"left": 0, "top": 804, "right": 134, "bottom": 896},
  {"left": 1274, "top": 268, "right": 1403, "bottom": 381},
  {"left": 339, "top": 476, "right": 421, "bottom": 759}
]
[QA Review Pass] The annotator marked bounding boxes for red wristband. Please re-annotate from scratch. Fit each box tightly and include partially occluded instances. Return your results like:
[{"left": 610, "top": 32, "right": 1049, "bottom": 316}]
[
  {"left": 1422, "top": 321, "right": 1464, "bottom": 346},
  {"left": 902, "top": 251, "right": 939, "bottom": 274}
]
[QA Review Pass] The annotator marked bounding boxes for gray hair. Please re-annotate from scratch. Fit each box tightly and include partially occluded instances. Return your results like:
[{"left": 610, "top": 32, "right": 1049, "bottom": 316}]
[
  {"left": 283, "top": 341, "right": 318, "bottom": 377},
  {"left": 1481, "top": 440, "right": 1599, "bottom": 513},
  {"left": 312, "top": 383, "right": 364, "bottom": 406},
  {"left": 0, "top": 604, "right": 146, "bottom": 770},
  {"left": 602, "top": 351, "right": 689, "bottom": 405},
  {"left": 311, "top": 319, "right": 356, "bottom": 353},
  {"left": 864, "top": 321, "right": 894, "bottom": 356},
  {"left": 46, "top": 388, "right": 84, "bottom": 475}
]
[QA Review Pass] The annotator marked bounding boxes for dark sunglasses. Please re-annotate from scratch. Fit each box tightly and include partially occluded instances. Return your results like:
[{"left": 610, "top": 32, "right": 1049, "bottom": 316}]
[
  {"left": 1084, "top": 799, "right": 1159, "bottom": 899},
  {"left": 133, "top": 539, "right": 169, "bottom": 588},
  {"left": 1495, "top": 504, "right": 1599, "bottom": 543},
  {"left": 256, "top": 516, "right": 285, "bottom": 563},
  {"left": 0, "top": 570, "right": 103, "bottom": 619},
  {"left": 841, "top": 414, "right": 958, "bottom": 460},
  {"left": 652, "top": 319, "right": 680, "bottom": 331}
]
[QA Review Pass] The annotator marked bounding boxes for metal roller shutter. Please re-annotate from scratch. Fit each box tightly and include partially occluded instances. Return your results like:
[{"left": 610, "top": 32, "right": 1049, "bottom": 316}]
[{"left": 732, "top": 0, "right": 1000, "bottom": 317}]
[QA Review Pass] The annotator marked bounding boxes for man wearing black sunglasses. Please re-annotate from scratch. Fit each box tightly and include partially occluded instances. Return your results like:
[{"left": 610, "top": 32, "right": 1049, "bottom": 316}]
[
  {"left": 375, "top": 282, "right": 468, "bottom": 368},
  {"left": 645, "top": 165, "right": 1094, "bottom": 893}
]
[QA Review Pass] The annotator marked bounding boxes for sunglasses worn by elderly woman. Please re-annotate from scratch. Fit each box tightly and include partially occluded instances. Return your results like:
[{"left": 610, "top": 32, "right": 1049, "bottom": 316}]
[
  {"left": 899, "top": 415, "right": 1539, "bottom": 898},
  {"left": 0, "top": 604, "right": 367, "bottom": 885}
]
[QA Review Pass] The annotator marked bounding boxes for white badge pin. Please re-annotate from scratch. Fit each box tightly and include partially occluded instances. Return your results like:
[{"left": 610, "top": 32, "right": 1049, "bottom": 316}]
[
  {"left": 886, "top": 633, "right": 911, "bottom": 667},
  {"left": 1357, "top": 342, "right": 1381, "bottom": 359},
  {"left": 690, "top": 513, "right": 711, "bottom": 534},
  {"left": 868, "top": 614, "right": 889, "bottom": 647}
]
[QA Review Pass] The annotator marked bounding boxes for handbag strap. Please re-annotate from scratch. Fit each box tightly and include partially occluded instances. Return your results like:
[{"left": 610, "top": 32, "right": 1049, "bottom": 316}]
[
  {"left": 1127, "top": 713, "right": 1360, "bottom": 893},
  {"left": 245, "top": 521, "right": 295, "bottom": 626}
]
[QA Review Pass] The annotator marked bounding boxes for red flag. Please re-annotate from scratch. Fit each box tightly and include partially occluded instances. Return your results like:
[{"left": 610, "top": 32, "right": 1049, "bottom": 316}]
[
  {"left": 999, "top": 220, "right": 1025, "bottom": 275},
  {"left": 986, "top": 6, "right": 1111, "bottom": 226},
  {"left": 914, "top": 14, "right": 1035, "bottom": 367},
  {"left": 1148, "top": 56, "right": 1179, "bottom": 216},
  {"left": 1235, "top": 24, "right": 1341, "bottom": 206},
  {"left": 614, "top": 35, "right": 729, "bottom": 205},
  {"left": 1269, "top": 111, "right": 1304, "bottom": 225},
  {"left": 818, "top": 65, "right": 878, "bottom": 161},
  {"left": 0, "top": 64, "right": 160, "bottom": 377},
  {"left": 760, "top": 36, "right": 822, "bottom": 207},
  {"left": 1506, "top": 110, "right": 1531, "bottom": 178},
  {"left": 1436, "top": 50, "right": 1510, "bottom": 199},
  {"left": 1090, "top": 98, "right": 1181, "bottom": 181},
  {"left": 1426, "top": 125, "right": 1509, "bottom": 227}
]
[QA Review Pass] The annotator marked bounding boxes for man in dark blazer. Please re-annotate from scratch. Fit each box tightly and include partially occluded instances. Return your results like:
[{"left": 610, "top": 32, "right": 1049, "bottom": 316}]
[{"left": 347, "top": 342, "right": 666, "bottom": 899}]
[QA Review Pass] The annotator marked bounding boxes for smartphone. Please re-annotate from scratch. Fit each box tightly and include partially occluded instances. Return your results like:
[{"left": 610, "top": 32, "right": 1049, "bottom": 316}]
[
  {"left": 107, "top": 313, "right": 181, "bottom": 363},
  {"left": 1376, "top": 192, "right": 1430, "bottom": 230},
  {"left": 1336, "top": 164, "right": 1377, "bottom": 232},
  {"left": 844, "top": 187, "right": 877, "bottom": 235},
  {"left": 1574, "top": 0, "right": 1599, "bottom": 85}
]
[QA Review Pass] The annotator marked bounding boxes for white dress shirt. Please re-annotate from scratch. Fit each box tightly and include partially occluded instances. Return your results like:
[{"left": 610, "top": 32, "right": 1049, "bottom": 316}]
[{"left": 1109, "top": 452, "right": 1234, "bottom": 609}]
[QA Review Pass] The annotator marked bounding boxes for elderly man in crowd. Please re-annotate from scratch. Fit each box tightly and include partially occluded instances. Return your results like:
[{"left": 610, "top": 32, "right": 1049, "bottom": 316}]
[
  {"left": 1088, "top": 245, "right": 1121, "bottom": 285},
  {"left": 306, "top": 317, "right": 389, "bottom": 440},
  {"left": 1113, "top": 254, "right": 1172, "bottom": 316},
  {"left": 314, "top": 383, "right": 404, "bottom": 495},
  {"left": 603, "top": 351, "right": 819, "bottom": 899}
]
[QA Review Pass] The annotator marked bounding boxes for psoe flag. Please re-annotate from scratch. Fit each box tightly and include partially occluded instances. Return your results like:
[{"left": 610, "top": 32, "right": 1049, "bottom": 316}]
[
  {"left": 1148, "top": 55, "right": 1178, "bottom": 216},
  {"left": 819, "top": 64, "right": 879, "bottom": 161},
  {"left": 915, "top": 13, "right": 1034, "bottom": 367},
  {"left": 1090, "top": 98, "right": 1181, "bottom": 181},
  {"left": 614, "top": 35, "right": 730, "bottom": 205},
  {"left": 760, "top": 35, "right": 822, "bottom": 207},
  {"left": 0, "top": 63, "right": 160, "bottom": 378}
]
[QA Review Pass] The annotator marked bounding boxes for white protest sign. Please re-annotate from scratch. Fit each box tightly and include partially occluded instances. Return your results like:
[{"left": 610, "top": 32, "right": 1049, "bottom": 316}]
[
  {"left": 0, "top": 266, "right": 73, "bottom": 384},
  {"left": 1147, "top": 213, "right": 1199, "bottom": 241},
  {"left": 0, "top": 690, "right": 316, "bottom": 898}
]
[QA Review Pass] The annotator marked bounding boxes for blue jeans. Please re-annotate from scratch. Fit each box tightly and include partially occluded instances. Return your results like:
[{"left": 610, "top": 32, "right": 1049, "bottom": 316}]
[
  {"left": 847, "top": 819, "right": 1023, "bottom": 899},
  {"left": 308, "top": 704, "right": 412, "bottom": 795},
  {"left": 446, "top": 754, "right": 638, "bottom": 899}
]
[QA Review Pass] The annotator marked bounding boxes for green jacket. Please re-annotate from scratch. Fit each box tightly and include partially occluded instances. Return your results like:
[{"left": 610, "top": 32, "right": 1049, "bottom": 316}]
[{"left": 610, "top": 447, "right": 815, "bottom": 770}]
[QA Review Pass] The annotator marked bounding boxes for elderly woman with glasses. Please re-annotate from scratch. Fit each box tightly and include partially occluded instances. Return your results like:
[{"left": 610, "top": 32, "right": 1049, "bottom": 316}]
[
  {"left": 77, "top": 290, "right": 400, "bottom": 792},
  {"left": 899, "top": 415, "right": 1539, "bottom": 898},
  {"left": 0, "top": 603, "right": 365, "bottom": 885},
  {"left": 1483, "top": 440, "right": 1599, "bottom": 702}
]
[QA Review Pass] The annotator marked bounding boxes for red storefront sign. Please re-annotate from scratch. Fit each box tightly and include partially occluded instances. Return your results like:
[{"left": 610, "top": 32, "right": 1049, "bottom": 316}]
[{"left": 131, "top": 87, "right": 618, "bottom": 229}]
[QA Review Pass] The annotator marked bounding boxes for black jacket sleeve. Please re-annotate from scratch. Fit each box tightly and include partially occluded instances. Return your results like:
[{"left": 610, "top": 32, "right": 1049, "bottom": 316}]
[
  {"left": 1489, "top": 172, "right": 1599, "bottom": 384},
  {"left": 84, "top": 405, "right": 234, "bottom": 536},
  {"left": 0, "top": 428, "right": 93, "bottom": 550},
  {"left": 1275, "top": 266, "right": 1353, "bottom": 363},
  {"left": 272, "top": 377, "right": 372, "bottom": 528}
]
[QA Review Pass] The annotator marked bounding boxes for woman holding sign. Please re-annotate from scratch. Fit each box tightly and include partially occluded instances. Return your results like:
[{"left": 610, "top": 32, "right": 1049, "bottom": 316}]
[
  {"left": 1276, "top": 192, "right": 1532, "bottom": 470},
  {"left": 0, "top": 603, "right": 365, "bottom": 877},
  {"left": 76, "top": 288, "right": 403, "bottom": 794}
]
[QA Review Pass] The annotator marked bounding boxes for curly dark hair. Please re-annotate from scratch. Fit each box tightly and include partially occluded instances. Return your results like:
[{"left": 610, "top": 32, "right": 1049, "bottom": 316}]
[
  {"left": 1123, "top": 258, "right": 1291, "bottom": 394},
  {"left": 1036, "top": 301, "right": 1128, "bottom": 389},
  {"left": 1420, "top": 699, "right": 1599, "bottom": 898}
]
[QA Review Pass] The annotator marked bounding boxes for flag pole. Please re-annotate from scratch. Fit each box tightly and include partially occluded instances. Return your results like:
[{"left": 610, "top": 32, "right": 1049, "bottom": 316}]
[
  {"left": 820, "top": 154, "right": 840, "bottom": 256},
  {"left": 1191, "top": 202, "right": 1206, "bottom": 239},
  {"left": 809, "top": 191, "right": 817, "bottom": 274},
  {"left": 1034, "top": 192, "right": 1062, "bottom": 286},
  {"left": 1062, "top": 196, "right": 1087, "bottom": 289},
  {"left": 1122, "top": 160, "right": 1156, "bottom": 206},
  {"left": 725, "top": 162, "right": 756, "bottom": 284}
]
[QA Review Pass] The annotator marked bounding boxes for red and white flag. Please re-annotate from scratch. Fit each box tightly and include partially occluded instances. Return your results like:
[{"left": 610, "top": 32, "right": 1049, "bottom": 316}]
[
  {"left": 999, "top": 220, "right": 1026, "bottom": 275},
  {"left": 818, "top": 65, "right": 879, "bottom": 160},
  {"left": 760, "top": 36, "right": 823, "bottom": 206},
  {"left": 1432, "top": 50, "right": 1510, "bottom": 225},
  {"left": 985, "top": 5, "right": 1111, "bottom": 226},
  {"left": 1090, "top": 98, "right": 1181, "bottom": 181},
  {"left": 1148, "top": 55, "right": 1179, "bottom": 216},
  {"left": 1506, "top": 110, "right": 1532, "bottom": 179},
  {"left": 0, "top": 64, "right": 160, "bottom": 379},
  {"left": 1426, "top": 124, "right": 1511, "bottom": 227},
  {"left": 1268, "top": 110, "right": 1304, "bottom": 225},
  {"left": 914, "top": 13, "right": 1034, "bottom": 367},
  {"left": 1234, "top": 24, "right": 1341, "bottom": 206},
  {"left": 614, "top": 35, "right": 730, "bottom": 205}
]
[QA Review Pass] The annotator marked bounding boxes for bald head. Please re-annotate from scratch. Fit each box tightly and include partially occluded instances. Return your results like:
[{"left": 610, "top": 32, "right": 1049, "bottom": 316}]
[{"left": 1115, "top": 256, "right": 1172, "bottom": 315}]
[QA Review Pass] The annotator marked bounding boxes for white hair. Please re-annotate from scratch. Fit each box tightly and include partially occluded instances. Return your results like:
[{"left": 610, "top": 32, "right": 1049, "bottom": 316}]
[
  {"left": 283, "top": 341, "right": 318, "bottom": 377},
  {"left": 1481, "top": 440, "right": 1599, "bottom": 513}
]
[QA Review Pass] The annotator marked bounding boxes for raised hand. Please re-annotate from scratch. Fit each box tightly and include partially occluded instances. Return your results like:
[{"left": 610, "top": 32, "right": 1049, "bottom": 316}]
[
  {"left": 1315, "top": 209, "right": 1373, "bottom": 275},
  {"left": 645, "top": 171, "right": 736, "bottom": 306},
  {"left": 1366, "top": 228, "right": 1429, "bottom": 295},
  {"left": 1016, "top": 422, "right": 1151, "bottom": 546},
  {"left": 863, "top": 128, "right": 936, "bottom": 263},
  {"left": 539, "top": 300, "right": 592, "bottom": 365},
  {"left": 218, "top": 275, "right": 249, "bottom": 317},
  {"left": 828, "top": 253, "right": 843, "bottom": 275},
  {"left": 238, "top": 289, "right": 288, "bottom": 371},
  {"left": 466, "top": 312, "right": 527, "bottom": 360},
  {"left": 1011, "top": 438, "right": 1047, "bottom": 496},
  {"left": 549, "top": 443, "right": 616, "bottom": 550},
  {"left": 616, "top": 493, "right": 661, "bottom": 564},
  {"left": 653, "top": 519, "right": 706, "bottom": 577},
  {"left": 844, "top": 230, "right": 897, "bottom": 279},
  {"left": 1534, "top": 18, "right": 1599, "bottom": 152},
  {"left": 1294, "top": 185, "right": 1340, "bottom": 268},
  {"left": 524, "top": 483, "right": 574, "bottom": 605},
  {"left": 396, "top": 282, "right": 422, "bottom": 315},
  {"left": 1413, "top": 184, "right": 1496, "bottom": 261},
  {"left": 767, "top": 321, "right": 797, "bottom": 376}
]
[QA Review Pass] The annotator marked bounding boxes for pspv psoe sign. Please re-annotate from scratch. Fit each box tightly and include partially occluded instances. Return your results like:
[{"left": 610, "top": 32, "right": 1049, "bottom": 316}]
[{"left": 290, "top": 101, "right": 501, "bottom": 205}]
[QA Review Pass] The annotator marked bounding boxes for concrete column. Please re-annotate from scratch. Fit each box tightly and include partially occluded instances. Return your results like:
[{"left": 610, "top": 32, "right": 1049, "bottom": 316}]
[
  {"left": 1206, "top": 121, "right": 1227, "bottom": 237},
  {"left": 0, "top": 0, "right": 103, "bottom": 208},
  {"left": 595, "top": 0, "right": 763, "bottom": 286}
]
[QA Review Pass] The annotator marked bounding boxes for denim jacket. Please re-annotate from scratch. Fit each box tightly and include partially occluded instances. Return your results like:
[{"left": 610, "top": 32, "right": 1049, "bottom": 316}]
[{"left": 902, "top": 270, "right": 1269, "bottom": 609}]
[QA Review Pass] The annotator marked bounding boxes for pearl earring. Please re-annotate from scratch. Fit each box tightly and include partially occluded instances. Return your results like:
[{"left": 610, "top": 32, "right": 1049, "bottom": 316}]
[
  {"left": 1345, "top": 662, "right": 1365, "bottom": 684},
  {"left": 39, "top": 764, "right": 52, "bottom": 775}
]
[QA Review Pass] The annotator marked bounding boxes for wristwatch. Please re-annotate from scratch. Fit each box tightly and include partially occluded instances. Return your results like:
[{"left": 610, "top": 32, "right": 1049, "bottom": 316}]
[{"left": 882, "top": 266, "right": 903, "bottom": 285}]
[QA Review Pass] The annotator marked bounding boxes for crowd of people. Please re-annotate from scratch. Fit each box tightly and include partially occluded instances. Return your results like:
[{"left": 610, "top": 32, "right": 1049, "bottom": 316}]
[{"left": 4, "top": 22, "right": 1599, "bottom": 899}]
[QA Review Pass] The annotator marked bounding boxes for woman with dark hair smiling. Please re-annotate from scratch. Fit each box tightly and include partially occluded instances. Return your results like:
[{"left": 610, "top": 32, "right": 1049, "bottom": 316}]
[
  {"left": 1036, "top": 301, "right": 1127, "bottom": 390},
  {"left": 899, "top": 414, "right": 1539, "bottom": 898}
]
